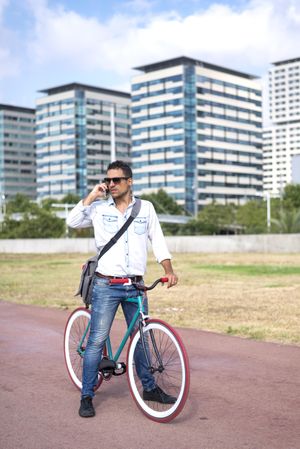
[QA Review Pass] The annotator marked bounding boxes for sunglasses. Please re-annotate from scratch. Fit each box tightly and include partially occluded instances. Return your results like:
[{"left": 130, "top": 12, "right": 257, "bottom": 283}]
[{"left": 103, "top": 177, "right": 130, "bottom": 185}]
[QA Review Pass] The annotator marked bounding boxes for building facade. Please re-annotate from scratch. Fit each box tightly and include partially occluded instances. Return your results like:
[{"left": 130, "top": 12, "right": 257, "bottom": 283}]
[
  {"left": 36, "top": 83, "right": 131, "bottom": 199},
  {"left": 131, "top": 56, "right": 263, "bottom": 214},
  {"left": 0, "top": 104, "right": 36, "bottom": 202},
  {"left": 263, "top": 57, "right": 300, "bottom": 195}
]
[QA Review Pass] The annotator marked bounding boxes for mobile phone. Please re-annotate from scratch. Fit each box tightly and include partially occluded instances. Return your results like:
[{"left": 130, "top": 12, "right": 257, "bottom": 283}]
[{"left": 100, "top": 182, "right": 109, "bottom": 197}]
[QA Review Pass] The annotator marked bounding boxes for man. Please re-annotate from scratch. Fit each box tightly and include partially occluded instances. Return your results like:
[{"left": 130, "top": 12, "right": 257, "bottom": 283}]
[{"left": 67, "top": 160, "right": 178, "bottom": 418}]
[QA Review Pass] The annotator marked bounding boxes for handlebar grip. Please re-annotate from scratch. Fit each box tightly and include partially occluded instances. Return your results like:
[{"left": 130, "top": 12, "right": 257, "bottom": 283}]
[
  {"left": 160, "top": 277, "right": 169, "bottom": 283},
  {"left": 109, "top": 277, "right": 169, "bottom": 291}
]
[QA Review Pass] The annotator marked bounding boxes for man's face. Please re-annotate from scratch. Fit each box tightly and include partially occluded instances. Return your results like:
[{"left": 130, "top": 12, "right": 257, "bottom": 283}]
[{"left": 105, "top": 168, "right": 132, "bottom": 200}]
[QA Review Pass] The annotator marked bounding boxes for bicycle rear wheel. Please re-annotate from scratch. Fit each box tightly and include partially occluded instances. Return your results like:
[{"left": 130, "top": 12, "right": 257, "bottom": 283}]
[
  {"left": 127, "top": 319, "right": 190, "bottom": 423},
  {"left": 64, "top": 307, "right": 105, "bottom": 391}
]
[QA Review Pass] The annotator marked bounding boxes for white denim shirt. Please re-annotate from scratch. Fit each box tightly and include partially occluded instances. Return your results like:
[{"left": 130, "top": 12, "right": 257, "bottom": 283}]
[{"left": 66, "top": 196, "right": 171, "bottom": 276}]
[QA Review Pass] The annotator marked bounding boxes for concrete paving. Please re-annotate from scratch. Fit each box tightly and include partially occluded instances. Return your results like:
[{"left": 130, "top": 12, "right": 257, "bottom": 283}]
[{"left": 0, "top": 301, "right": 299, "bottom": 449}]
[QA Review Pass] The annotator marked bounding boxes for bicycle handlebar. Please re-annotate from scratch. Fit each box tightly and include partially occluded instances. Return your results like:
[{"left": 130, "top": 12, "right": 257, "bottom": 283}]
[{"left": 109, "top": 277, "right": 169, "bottom": 291}]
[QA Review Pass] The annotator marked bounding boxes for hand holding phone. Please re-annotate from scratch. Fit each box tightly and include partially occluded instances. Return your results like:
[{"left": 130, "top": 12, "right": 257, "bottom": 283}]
[
  {"left": 96, "top": 183, "right": 109, "bottom": 198},
  {"left": 101, "top": 184, "right": 109, "bottom": 198},
  {"left": 83, "top": 183, "right": 108, "bottom": 205}
]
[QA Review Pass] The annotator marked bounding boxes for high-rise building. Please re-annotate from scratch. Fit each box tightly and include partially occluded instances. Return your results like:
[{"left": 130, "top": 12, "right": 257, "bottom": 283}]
[
  {"left": 131, "top": 56, "right": 263, "bottom": 214},
  {"left": 0, "top": 104, "right": 36, "bottom": 201},
  {"left": 36, "top": 83, "right": 131, "bottom": 199},
  {"left": 263, "top": 57, "right": 300, "bottom": 195}
]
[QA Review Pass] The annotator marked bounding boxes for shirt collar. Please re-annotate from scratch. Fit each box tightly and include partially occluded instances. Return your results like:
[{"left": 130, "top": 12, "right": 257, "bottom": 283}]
[{"left": 107, "top": 195, "right": 136, "bottom": 208}]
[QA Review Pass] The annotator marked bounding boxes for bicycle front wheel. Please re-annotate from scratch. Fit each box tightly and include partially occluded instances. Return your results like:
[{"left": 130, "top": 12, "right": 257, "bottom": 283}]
[
  {"left": 64, "top": 307, "right": 104, "bottom": 391},
  {"left": 127, "top": 319, "right": 190, "bottom": 423}
]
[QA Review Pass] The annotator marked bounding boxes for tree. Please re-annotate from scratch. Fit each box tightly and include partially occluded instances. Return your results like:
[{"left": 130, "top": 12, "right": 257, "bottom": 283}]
[
  {"left": 141, "top": 189, "right": 185, "bottom": 235},
  {"left": 0, "top": 209, "right": 65, "bottom": 238},
  {"left": 39, "top": 194, "right": 80, "bottom": 212},
  {"left": 141, "top": 189, "right": 184, "bottom": 215},
  {"left": 236, "top": 200, "right": 268, "bottom": 234},
  {"left": 178, "top": 217, "right": 208, "bottom": 235},
  {"left": 282, "top": 184, "right": 300, "bottom": 210},
  {"left": 6, "top": 193, "right": 38, "bottom": 214},
  {"left": 199, "top": 203, "right": 238, "bottom": 234},
  {"left": 0, "top": 194, "right": 65, "bottom": 238},
  {"left": 180, "top": 203, "right": 238, "bottom": 235},
  {"left": 271, "top": 209, "right": 300, "bottom": 233},
  {"left": 40, "top": 197, "right": 57, "bottom": 211},
  {"left": 60, "top": 193, "right": 81, "bottom": 205}
]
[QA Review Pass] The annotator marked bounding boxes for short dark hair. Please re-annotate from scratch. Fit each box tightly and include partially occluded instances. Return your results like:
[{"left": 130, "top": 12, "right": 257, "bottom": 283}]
[{"left": 107, "top": 160, "right": 132, "bottom": 178}]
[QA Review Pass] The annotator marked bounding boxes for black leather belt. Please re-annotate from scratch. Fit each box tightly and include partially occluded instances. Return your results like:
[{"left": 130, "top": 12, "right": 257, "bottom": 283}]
[{"left": 96, "top": 273, "right": 143, "bottom": 282}]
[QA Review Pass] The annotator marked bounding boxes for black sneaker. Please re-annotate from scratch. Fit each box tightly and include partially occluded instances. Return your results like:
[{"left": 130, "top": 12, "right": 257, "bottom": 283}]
[
  {"left": 79, "top": 396, "right": 95, "bottom": 418},
  {"left": 143, "top": 386, "right": 177, "bottom": 404}
]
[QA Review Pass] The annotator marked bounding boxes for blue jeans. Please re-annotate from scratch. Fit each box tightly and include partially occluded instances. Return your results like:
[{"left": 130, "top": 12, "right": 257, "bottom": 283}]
[{"left": 81, "top": 276, "right": 156, "bottom": 398}]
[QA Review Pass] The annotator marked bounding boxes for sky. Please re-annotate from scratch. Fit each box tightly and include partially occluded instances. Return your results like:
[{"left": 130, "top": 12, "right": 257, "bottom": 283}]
[{"left": 0, "top": 0, "right": 299, "bottom": 110}]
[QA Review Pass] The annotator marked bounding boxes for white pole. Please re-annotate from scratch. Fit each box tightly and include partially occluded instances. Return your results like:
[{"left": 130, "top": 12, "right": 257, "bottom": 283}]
[
  {"left": 266, "top": 191, "right": 271, "bottom": 229},
  {"left": 2, "top": 194, "right": 6, "bottom": 217},
  {"left": 194, "top": 167, "right": 198, "bottom": 218},
  {"left": 0, "top": 194, "right": 3, "bottom": 231},
  {"left": 110, "top": 104, "right": 116, "bottom": 162}
]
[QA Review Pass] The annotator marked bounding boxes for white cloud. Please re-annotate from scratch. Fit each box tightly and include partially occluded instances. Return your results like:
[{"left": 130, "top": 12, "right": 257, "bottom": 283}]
[
  {"left": 24, "top": 0, "right": 300, "bottom": 82},
  {"left": 287, "top": 0, "right": 300, "bottom": 24},
  {"left": 0, "top": 0, "right": 299, "bottom": 106}
]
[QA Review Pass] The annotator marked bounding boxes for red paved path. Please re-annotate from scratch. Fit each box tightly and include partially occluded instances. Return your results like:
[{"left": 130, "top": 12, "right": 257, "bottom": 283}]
[{"left": 0, "top": 301, "right": 299, "bottom": 449}]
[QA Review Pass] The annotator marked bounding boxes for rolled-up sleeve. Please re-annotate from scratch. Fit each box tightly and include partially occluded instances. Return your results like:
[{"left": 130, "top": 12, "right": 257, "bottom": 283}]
[
  {"left": 66, "top": 201, "right": 94, "bottom": 228},
  {"left": 147, "top": 202, "right": 171, "bottom": 263}
]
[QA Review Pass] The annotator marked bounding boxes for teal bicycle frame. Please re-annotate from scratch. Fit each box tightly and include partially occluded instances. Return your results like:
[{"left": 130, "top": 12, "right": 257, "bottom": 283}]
[
  {"left": 77, "top": 295, "right": 145, "bottom": 364},
  {"left": 106, "top": 296, "right": 145, "bottom": 363}
]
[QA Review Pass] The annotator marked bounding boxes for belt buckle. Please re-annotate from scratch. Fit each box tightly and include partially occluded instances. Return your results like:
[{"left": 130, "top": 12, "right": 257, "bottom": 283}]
[{"left": 109, "top": 277, "right": 132, "bottom": 286}]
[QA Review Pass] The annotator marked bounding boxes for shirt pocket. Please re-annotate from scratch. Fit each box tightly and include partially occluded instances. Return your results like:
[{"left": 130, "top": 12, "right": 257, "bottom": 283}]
[
  {"left": 134, "top": 217, "right": 147, "bottom": 235},
  {"left": 102, "top": 214, "right": 118, "bottom": 233}
]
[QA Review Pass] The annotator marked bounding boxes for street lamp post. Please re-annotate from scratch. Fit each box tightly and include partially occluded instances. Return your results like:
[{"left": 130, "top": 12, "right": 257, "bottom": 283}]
[
  {"left": 265, "top": 191, "right": 271, "bottom": 230},
  {"left": 0, "top": 194, "right": 5, "bottom": 232},
  {"left": 1, "top": 194, "right": 5, "bottom": 212},
  {"left": 194, "top": 167, "right": 198, "bottom": 218},
  {"left": 110, "top": 104, "right": 116, "bottom": 162}
]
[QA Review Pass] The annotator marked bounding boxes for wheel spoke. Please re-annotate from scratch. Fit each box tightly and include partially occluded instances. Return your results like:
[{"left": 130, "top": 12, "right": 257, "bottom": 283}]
[
  {"left": 64, "top": 308, "right": 103, "bottom": 391},
  {"left": 127, "top": 320, "right": 189, "bottom": 422}
]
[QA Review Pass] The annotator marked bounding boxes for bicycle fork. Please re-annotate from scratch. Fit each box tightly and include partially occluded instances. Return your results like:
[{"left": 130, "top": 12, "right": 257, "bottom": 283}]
[{"left": 138, "top": 321, "right": 164, "bottom": 374}]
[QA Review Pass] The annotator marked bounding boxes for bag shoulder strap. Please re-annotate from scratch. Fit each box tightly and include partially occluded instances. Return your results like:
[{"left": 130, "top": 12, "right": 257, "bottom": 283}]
[{"left": 97, "top": 198, "right": 142, "bottom": 261}]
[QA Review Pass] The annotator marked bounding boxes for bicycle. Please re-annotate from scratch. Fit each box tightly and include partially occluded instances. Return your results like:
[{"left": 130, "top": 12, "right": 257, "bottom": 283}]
[{"left": 64, "top": 277, "right": 190, "bottom": 423}]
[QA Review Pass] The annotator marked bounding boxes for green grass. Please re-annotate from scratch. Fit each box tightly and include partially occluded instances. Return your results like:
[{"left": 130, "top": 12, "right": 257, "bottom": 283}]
[
  {"left": 226, "top": 325, "right": 267, "bottom": 340},
  {"left": 1, "top": 252, "right": 300, "bottom": 345},
  {"left": 194, "top": 264, "right": 300, "bottom": 276}
]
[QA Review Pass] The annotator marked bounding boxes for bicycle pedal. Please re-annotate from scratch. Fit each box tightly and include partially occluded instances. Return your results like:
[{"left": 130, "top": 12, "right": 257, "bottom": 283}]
[
  {"left": 102, "top": 372, "right": 113, "bottom": 381},
  {"left": 113, "top": 362, "right": 127, "bottom": 376},
  {"left": 99, "top": 358, "right": 116, "bottom": 372}
]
